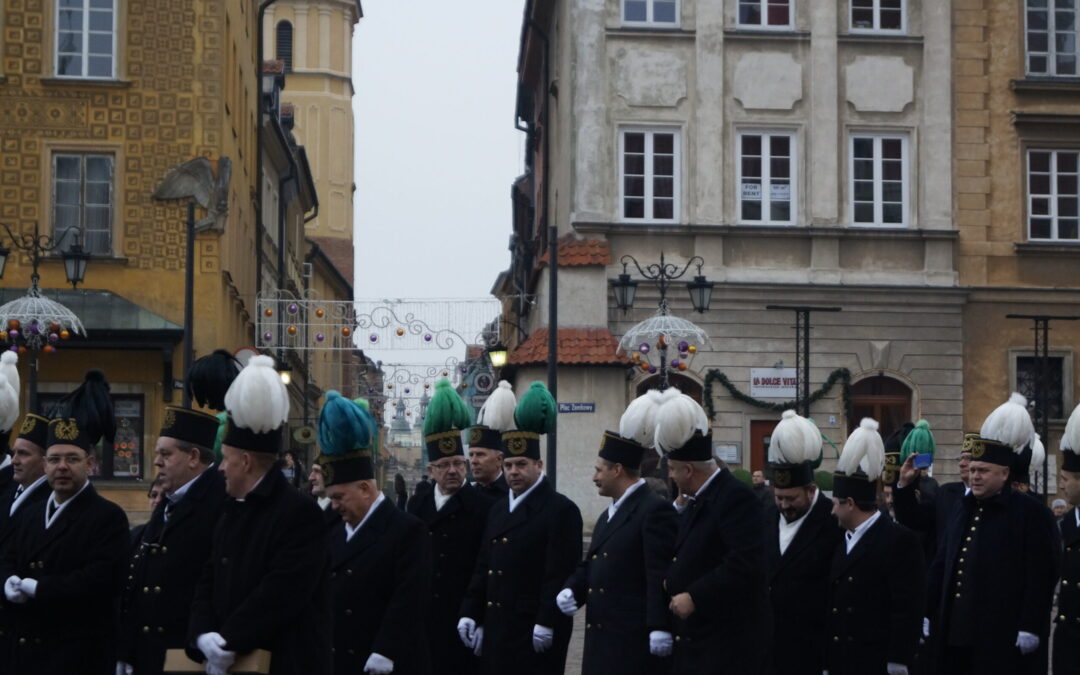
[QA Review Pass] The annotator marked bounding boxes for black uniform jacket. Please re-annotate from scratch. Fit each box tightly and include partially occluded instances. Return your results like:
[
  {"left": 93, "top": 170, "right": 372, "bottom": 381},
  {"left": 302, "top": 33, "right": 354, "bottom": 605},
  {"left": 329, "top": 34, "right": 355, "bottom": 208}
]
[
  {"left": 765, "top": 489, "right": 842, "bottom": 675},
  {"left": 461, "top": 476, "right": 583, "bottom": 675},
  {"left": 331, "top": 496, "right": 432, "bottom": 675},
  {"left": 926, "top": 486, "right": 1058, "bottom": 675},
  {"left": 894, "top": 479, "right": 967, "bottom": 567},
  {"left": 407, "top": 482, "right": 493, "bottom": 673},
  {"left": 0, "top": 463, "right": 12, "bottom": 493},
  {"left": 664, "top": 468, "right": 772, "bottom": 675},
  {"left": 187, "top": 468, "right": 331, "bottom": 675},
  {"left": 118, "top": 467, "right": 227, "bottom": 674},
  {"left": 564, "top": 481, "right": 677, "bottom": 675},
  {"left": 0, "top": 482, "right": 130, "bottom": 675},
  {"left": 0, "top": 475, "right": 49, "bottom": 660},
  {"left": 825, "top": 514, "right": 925, "bottom": 675},
  {"left": 1055, "top": 508, "right": 1080, "bottom": 675},
  {"left": 474, "top": 473, "right": 509, "bottom": 501}
]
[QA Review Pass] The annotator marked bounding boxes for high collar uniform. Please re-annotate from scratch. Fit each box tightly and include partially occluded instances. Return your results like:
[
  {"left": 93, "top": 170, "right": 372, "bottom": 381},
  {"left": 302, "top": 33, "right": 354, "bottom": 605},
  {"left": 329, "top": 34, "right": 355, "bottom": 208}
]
[
  {"left": 118, "top": 467, "right": 227, "bottom": 675},
  {"left": 0, "top": 482, "right": 130, "bottom": 675},
  {"left": 564, "top": 482, "right": 677, "bottom": 675},
  {"left": 461, "top": 477, "right": 583, "bottom": 675},
  {"left": 186, "top": 468, "right": 331, "bottom": 675},
  {"left": 893, "top": 479, "right": 967, "bottom": 568},
  {"left": 765, "top": 490, "right": 842, "bottom": 675},
  {"left": 474, "top": 473, "right": 509, "bottom": 501},
  {"left": 926, "top": 486, "right": 1059, "bottom": 675},
  {"left": 825, "top": 514, "right": 925, "bottom": 675},
  {"left": 664, "top": 468, "right": 772, "bottom": 675},
  {"left": 1053, "top": 507, "right": 1080, "bottom": 675},
  {"left": 407, "top": 483, "right": 494, "bottom": 674},
  {"left": 331, "top": 497, "right": 433, "bottom": 675},
  {"left": 0, "top": 477, "right": 56, "bottom": 667}
]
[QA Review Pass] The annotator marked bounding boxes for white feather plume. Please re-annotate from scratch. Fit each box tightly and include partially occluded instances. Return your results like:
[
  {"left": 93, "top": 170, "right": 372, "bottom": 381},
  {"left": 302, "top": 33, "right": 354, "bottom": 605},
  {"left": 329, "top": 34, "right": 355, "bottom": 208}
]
[
  {"left": 1062, "top": 402, "right": 1080, "bottom": 454},
  {"left": 0, "top": 352, "right": 19, "bottom": 401},
  {"left": 620, "top": 389, "right": 664, "bottom": 447},
  {"left": 837, "top": 418, "right": 885, "bottom": 479},
  {"left": 1030, "top": 434, "right": 1046, "bottom": 474},
  {"left": 653, "top": 387, "right": 710, "bottom": 454},
  {"left": 979, "top": 392, "right": 1035, "bottom": 452},
  {"left": 223, "top": 354, "right": 290, "bottom": 433},
  {"left": 768, "top": 410, "right": 822, "bottom": 464},
  {"left": 0, "top": 373, "right": 16, "bottom": 433},
  {"left": 477, "top": 380, "right": 517, "bottom": 432}
]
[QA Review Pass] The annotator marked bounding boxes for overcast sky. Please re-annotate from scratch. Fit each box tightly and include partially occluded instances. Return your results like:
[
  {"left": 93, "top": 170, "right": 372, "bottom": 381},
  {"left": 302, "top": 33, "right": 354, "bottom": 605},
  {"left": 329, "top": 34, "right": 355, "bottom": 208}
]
[{"left": 351, "top": 1, "right": 526, "bottom": 301}]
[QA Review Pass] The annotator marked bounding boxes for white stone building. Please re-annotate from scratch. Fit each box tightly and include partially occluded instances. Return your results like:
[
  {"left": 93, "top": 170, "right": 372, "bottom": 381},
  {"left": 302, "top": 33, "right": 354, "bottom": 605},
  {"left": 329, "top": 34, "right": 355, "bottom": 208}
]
[{"left": 495, "top": 0, "right": 960, "bottom": 522}]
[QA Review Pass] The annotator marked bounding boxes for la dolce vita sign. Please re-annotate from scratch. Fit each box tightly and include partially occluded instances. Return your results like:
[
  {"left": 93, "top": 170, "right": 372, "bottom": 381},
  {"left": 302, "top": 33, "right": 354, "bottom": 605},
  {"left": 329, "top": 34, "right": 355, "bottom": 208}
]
[{"left": 749, "top": 368, "right": 798, "bottom": 398}]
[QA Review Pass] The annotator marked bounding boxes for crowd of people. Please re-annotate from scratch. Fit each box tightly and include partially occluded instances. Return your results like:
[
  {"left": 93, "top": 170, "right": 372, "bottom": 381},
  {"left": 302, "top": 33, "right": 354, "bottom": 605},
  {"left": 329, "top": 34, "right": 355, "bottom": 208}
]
[{"left": 0, "top": 343, "right": 1075, "bottom": 675}]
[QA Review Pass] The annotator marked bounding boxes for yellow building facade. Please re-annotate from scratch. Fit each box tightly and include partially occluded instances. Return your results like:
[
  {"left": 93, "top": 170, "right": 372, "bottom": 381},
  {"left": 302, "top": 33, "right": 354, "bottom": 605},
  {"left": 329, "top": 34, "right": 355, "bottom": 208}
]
[{"left": 956, "top": 0, "right": 1080, "bottom": 494}]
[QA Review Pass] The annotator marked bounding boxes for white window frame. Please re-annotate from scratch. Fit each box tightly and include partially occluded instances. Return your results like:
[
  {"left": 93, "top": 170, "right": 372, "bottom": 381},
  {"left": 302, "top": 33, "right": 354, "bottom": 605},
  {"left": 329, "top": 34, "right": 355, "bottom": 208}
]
[
  {"left": 618, "top": 126, "right": 681, "bottom": 224},
  {"left": 52, "top": 152, "right": 114, "bottom": 256},
  {"left": 1026, "top": 148, "right": 1080, "bottom": 242},
  {"left": 736, "top": 0, "right": 795, "bottom": 30},
  {"left": 621, "top": 0, "right": 680, "bottom": 27},
  {"left": 849, "top": 0, "right": 906, "bottom": 35},
  {"left": 55, "top": 0, "right": 117, "bottom": 80},
  {"left": 1025, "top": 0, "right": 1080, "bottom": 77},
  {"left": 736, "top": 130, "right": 797, "bottom": 226},
  {"left": 848, "top": 132, "right": 909, "bottom": 228}
]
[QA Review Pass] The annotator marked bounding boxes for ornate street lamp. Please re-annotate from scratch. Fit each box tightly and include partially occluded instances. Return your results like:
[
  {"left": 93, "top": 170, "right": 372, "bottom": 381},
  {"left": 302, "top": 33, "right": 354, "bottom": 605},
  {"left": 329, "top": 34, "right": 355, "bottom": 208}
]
[
  {"left": 486, "top": 343, "right": 509, "bottom": 369},
  {"left": 611, "top": 253, "right": 714, "bottom": 315}
]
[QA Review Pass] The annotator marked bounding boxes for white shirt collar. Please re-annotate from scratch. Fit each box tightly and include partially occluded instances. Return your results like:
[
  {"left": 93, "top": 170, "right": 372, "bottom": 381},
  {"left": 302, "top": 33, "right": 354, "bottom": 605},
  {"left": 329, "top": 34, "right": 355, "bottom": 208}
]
[
  {"left": 345, "top": 492, "right": 386, "bottom": 542},
  {"left": 167, "top": 464, "right": 212, "bottom": 504},
  {"left": 317, "top": 496, "right": 331, "bottom": 511},
  {"left": 11, "top": 475, "right": 47, "bottom": 516},
  {"left": 608, "top": 479, "right": 646, "bottom": 520},
  {"left": 508, "top": 473, "right": 545, "bottom": 513},
  {"left": 434, "top": 484, "right": 454, "bottom": 512},
  {"left": 778, "top": 487, "right": 819, "bottom": 555},
  {"left": 1075, "top": 507, "right": 1079, "bottom": 528},
  {"left": 695, "top": 467, "right": 721, "bottom": 499},
  {"left": 45, "top": 480, "right": 91, "bottom": 529},
  {"left": 844, "top": 509, "right": 882, "bottom": 554}
]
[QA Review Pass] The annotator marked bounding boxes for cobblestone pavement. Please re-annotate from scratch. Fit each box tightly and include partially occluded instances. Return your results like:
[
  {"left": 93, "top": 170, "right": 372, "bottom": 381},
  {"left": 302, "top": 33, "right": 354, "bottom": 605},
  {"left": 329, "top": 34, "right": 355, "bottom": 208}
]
[{"left": 563, "top": 615, "right": 585, "bottom": 674}]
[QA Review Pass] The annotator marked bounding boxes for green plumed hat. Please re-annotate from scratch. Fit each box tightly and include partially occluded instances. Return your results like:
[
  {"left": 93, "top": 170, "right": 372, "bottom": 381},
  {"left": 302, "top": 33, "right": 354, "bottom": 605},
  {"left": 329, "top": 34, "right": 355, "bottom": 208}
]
[
  {"left": 423, "top": 379, "right": 472, "bottom": 460},
  {"left": 502, "top": 381, "right": 557, "bottom": 460},
  {"left": 900, "top": 419, "right": 935, "bottom": 464}
]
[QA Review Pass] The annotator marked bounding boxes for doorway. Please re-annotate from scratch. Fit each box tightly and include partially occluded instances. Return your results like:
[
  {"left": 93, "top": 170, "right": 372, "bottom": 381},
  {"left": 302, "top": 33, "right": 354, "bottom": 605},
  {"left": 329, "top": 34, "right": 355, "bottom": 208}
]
[
  {"left": 750, "top": 419, "right": 776, "bottom": 473},
  {"left": 847, "top": 375, "right": 913, "bottom": 440}
]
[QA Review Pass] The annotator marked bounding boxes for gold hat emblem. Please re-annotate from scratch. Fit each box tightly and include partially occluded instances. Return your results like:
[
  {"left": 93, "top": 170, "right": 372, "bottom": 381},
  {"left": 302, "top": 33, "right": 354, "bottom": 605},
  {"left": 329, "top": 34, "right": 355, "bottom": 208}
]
[
  {"left": 883, "top": 453, "right": 899, "bottom": 484},
  {"left": 961, "top": 433, "right": 978, "bottom": 455},
  {"left": 439, "top": 436, "right": 457, "bottom": 455},
  {"left": 163, "top": 408, "right": 176, "bottom": 429},
  {"left": 469, "top": 428, "right": 483, "bottom": 445},
  {"left": 507, "top": 437, "right": 527, "bottom": 456},
  {"left": 971, "top": 440, "right": 985, "bottom": 460},
  {"left": 54, "top": 419, "right": 80, "bottom": 441},
  {"left": 19, "top": 416, "right": 37, "bottom": 435}
]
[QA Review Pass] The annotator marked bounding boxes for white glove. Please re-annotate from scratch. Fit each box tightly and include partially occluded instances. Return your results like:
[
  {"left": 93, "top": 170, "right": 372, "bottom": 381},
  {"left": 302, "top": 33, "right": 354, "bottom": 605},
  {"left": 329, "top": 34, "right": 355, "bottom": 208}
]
[
  {"left": 196, "top": 632, "right": 235, "bottom": 671},
  {"left": 886, "top": 664, "right": 909, "bottom": 675},
  {"left": 556, "top": 588, "right": 578, "bottom": 616},
  {"left": 472, "top": 626, "right": 484, "bottom": 657},
  {"left": 457, "top": 617, "right": 477, "bottom": 649},
  {"left": 532, "top": 624, "right": 554, "bottom": 653},
  {"left": 649, "top": 630, "right": 673, "bottom": 657},
  {"left": 922, "top": 617, "right": 930, "bottom": 638},
  {"left": 364, "top": 652, "right": 394, "bottom": 674},
  {"left": 4, "top": 576, "right": 26, "bottom": 604},
  {"left": 1016, "top": 630, "right": 1039, "bottom": 655},
  {"left": 115, "top": 663, "right": 133, "bottom": 675},
  {"left": 18, "top": 578, "right": 37, "bottom": 598},
  {"left": 205, "top": 665, "right": 228, "bottom": 675}
]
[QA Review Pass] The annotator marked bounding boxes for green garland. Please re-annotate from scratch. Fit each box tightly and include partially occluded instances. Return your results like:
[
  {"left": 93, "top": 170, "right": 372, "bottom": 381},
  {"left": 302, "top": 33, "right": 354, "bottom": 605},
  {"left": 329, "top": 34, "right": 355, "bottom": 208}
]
[{"left": 703, "top": 367, "right": 853, "bottom": 422}]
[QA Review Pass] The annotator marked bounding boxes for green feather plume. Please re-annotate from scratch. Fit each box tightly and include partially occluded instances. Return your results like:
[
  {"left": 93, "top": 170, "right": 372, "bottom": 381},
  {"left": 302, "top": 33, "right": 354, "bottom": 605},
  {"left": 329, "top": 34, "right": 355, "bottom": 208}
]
[
  {"left": 514, "top": 381, "right": 557, "bottom": 434},
  {"left": 423, "top": 379, "right": 472, "bottom": 436},
  {"left": 212, "top": 411, "right": 228, "bottom": 463},
  {"left": 900, "top": 419, "right": 935, "bottom": 462}
]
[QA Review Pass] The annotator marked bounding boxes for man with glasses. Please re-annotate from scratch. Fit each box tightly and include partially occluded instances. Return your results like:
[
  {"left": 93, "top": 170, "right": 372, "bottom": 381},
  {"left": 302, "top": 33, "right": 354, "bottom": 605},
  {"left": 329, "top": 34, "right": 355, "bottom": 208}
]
[{"left": 409, "top": 423, "right": 495, "bottom": 673}]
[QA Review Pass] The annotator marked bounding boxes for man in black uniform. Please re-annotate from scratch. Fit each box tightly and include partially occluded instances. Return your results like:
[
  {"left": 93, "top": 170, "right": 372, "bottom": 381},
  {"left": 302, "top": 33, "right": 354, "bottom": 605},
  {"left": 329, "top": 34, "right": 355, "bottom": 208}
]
[
  {"left": 317, "top": 390, "right": 432, "bottom": 675},
  {"left": 926, "top": 394, "right": 1058, "bottom": 675},
  {"left": 117, "top": 405, "right": 226, "bottom": 674},
  {"left": 459, "top": 382, "right": 582, "bottom": 675},
  {"left": 654, "top": 387, "right": 770, "bottom": 675},
  {"left": 762, "top": 410, "right": 840, "bottom": 675},
  {"left": 1, "top": 370, "right": 130, "bottom": 675},
  {"left": 0, "top": 352, "right": 20, "bottom": 491},
  {"left": 557, "top": 425, "right": 677, "bottom": 675},
  {"left": 826, "top": 417, "right": 924, "bottom": 675},
  {"left": 1056, "top": 405, "right": 1080, "bottom": 675},
  {"left": 187, "top": 355, "right": 330, "bottom": 675},
  {"left": 409, "top": 380, "right": 493, "bottom": 674},
  {"left": 468, "top": 380, "right": 516, "bottom": 500}
]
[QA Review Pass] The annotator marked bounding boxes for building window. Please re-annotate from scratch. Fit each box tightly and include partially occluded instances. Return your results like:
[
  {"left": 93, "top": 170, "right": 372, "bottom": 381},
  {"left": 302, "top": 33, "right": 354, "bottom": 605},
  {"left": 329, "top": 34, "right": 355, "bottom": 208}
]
[
  {"left": 53, "top": 153, "right": 113, "bottom": 255},
  {"left": 276, "top": 20, "right": 293, "bottom": 72},
  {"left": 623, "top": 0, "right": 678, "bottom": 25},
  {"left": 738, "top": 131, "right": 795, "bottom": 225},
  {"left": 40, "top": 393, "right": 144, "bottom": 479},
  {"left": 850, "top": 134, "right": 907, "bottom": 226},
  {"left": 1028, "top": 149, "right": 1079, "bottom": 241},
  {"left": 55, "top": 0, "right": 115, "bottom": 79},
  {"left": 738, "top": 0, "right": 792, "bottom": 28},
  {"left": 1026, "top": 0, "right": 1079, "bottom": 76},
  {"left": 850, "top": 0, "right": 905, "bottom": 33},
  {"left": 620, "top": 128, "right": 679, "bottom": 222},
  {"left": 1015, "top": 355, "right": 1065, "bottom": 420}
]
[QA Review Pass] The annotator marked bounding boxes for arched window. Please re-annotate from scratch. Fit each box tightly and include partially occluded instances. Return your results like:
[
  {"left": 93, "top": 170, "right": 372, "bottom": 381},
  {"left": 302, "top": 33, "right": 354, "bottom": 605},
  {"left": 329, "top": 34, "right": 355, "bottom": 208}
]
[
  {"left": 847, "top": 375, "right": 913, "bottom": 439},
  {"left": 276, "top": 20, "right": 293, "bottom": 73}
]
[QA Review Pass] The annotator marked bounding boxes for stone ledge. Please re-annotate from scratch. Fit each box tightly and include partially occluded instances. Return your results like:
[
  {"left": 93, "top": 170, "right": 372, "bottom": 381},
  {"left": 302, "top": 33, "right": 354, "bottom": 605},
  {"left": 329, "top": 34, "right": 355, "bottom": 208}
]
[
  {"left": 606, "top": 27, "right": 696, "bottom": 39},
  {"left": 575, "top": 221, "right": 959, "bottom": 241},
  {"left": 723, "top": 29, "right": 811, "bottom": 41},
  {"left": 1014, "top": 241, "right": 1080, "bottom": 256},
  {"left": 1010, "top": 78, "right": 1080, "bottom": 94},
  {"left": 838, "top": 33, "right": 924, "bottom": 46},
  {"left": 39, "top": 77, "right": 133, "bottom": 89}
]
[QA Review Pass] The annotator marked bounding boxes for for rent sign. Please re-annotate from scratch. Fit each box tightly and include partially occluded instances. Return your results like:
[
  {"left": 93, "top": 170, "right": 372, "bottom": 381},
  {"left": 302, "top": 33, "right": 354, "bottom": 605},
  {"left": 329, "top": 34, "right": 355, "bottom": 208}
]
[{"left": 749, "top": 368, "right": 798, "bottom": 399}]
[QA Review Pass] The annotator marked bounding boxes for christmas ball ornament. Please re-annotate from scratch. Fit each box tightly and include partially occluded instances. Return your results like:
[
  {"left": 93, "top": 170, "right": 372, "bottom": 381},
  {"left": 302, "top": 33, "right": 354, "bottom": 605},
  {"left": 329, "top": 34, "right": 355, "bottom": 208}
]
[
  {"left": 406, "top": 411, "right": 412, "bottom": 417},
  {"left": 678, "top": 362, "right": 688, "bottom": 371},
  {"left": 315, "top": 333, "right": 325, "bottom": 342},
  {"left": 647, "top": 365, "right": 657, "bottom": 374},
  {"left": 287, "top": 325, "right": 297, "bottom": 336},
  {"left": 680, "top": 352, "right": 688, "bottom": 360},
  {"left": 369, "top": 334, "right": 378, "bottom": 343},
  {"left": 264, "top": 308, "right": 273, "bottom": 317},
  {"left": 342, "top": 327, "right": 352, "bottom": 337},
  {"left": 43, "top": 345, "right": 56, "bottom": 354},
  {"left": 0, "top": 332, "right": 7, "bottom": 341},
  {"left": 639, "top": 343, "right": 650, "bottom": 354},
  {"left": 48, "top": 333, "right": 59, "bottom": 344},
  {"left": 287, "top": 303, "right": 298, "bottom": 314},
  {"left": 678, "top": 340, "right": 689, "bottom": 352},
  {"left": 27, "top": 322, "right": 39, "bottom": 335},
  {"left": 395, "top": 328, "right": 405, "bottom": 337},
  {"left": 7, "top": 330, "right": 17, "bottom": 339},
  {"left": 632, "top": 353, "right": 641, "bottom": 361},
  {"left": 688, "top": 345, "right": 697, "bottom": 354},
  {"left": 404, "top": 387, "right": 411, "bottom": 394},
  {"left": 49, "top": 322, "right": 60, "bottom": 332},
  {"left": 671, "top": 359, "right": 681, "bottom": 368},
  {"left": 315, "top": 308, "right": 325, "bottom": 318},
  {"left": 640, "top": 363, "right": 650, "bottom": 372},
  {"left": 424, "top": 383, "right": 430, "bottom": 389},
  {"left": 424, "top": 333, "right": 432, "bottom": 342},
  {"left": 60, "top": 330, "right": 71, "bottom": 340},
  {"left": 368, "top": 387, "right": 375, "bottom": 394},
  {"left": 262, "top": 332, "right": 273, "bottom": 343},
  {"left": 442, "top": 370, "right": 449, "bottom": 377},
  {"left": 7, "top": 319, "right": 19, "bottom": 330},
  {"left": 387, "top": 383, "right": 393, "bottom": 389}
]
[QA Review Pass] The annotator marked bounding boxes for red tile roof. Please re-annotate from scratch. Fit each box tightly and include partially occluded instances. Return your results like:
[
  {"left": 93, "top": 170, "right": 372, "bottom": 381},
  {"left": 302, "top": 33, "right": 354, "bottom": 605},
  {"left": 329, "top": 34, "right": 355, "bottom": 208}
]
[
  {"left": 538, "top": 235, "right": 611, "bottom": 267},
  {"left": 509, "top": 328, "right": 629, "bottom": 367}
]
